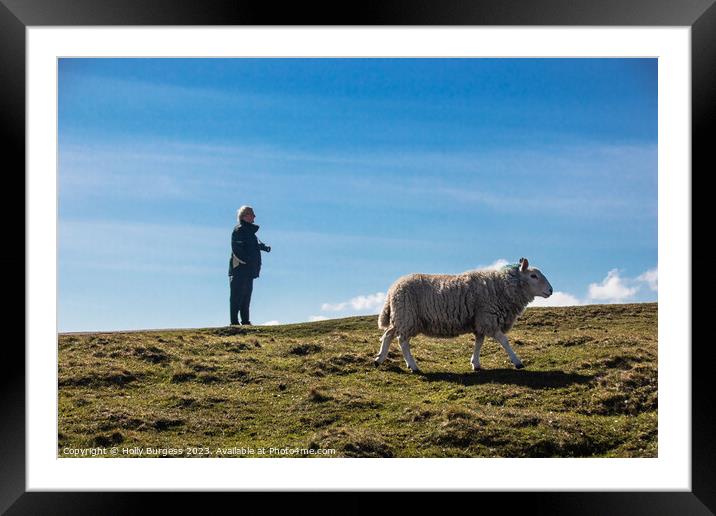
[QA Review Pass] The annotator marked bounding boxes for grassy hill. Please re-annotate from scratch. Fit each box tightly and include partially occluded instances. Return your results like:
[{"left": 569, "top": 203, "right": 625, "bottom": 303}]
[{"left": 58, "top": 303, "right": 657, "bottom": 458}]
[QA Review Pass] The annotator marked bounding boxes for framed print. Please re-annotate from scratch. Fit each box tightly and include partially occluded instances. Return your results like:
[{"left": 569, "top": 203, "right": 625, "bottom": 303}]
[{"left": 3, "top": 0, "right": 711, "bottom": 513}]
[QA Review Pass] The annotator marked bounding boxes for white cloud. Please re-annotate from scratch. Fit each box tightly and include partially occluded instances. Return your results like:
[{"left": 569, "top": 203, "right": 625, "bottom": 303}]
[
  {"left": 261, "top": 320, "right": 281, "bottom": 326},
  {"left": 529, "top": 291, "right": 582, "bottom": 307},
  {"left": 321, "top": 292, "right": 386, "bottom": 313},
  {"left": 637, "top": 268, "right": 658, "bottom": 292},
  {"left": 587, "top": 269, "right": 638, "bottom": 303},
  {"left": 308, "top": 315, "right": 329, "bottom": 322},
  {"left": 532, "top": 267, "right": 655, "bottom": 307}
]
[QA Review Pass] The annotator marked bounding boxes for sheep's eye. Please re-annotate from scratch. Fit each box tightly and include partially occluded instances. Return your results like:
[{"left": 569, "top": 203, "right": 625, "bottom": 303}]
[{"left": 530, "top": 274, "right": 537, "bottom": 279}]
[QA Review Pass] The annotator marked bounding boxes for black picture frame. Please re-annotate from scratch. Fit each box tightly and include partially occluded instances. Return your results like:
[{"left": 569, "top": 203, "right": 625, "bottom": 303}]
[{"left": 3, "top": 0, "right": 710, "bottom": 513}]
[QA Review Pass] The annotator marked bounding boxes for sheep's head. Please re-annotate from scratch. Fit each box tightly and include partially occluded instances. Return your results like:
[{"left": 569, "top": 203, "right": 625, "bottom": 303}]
[{"left": 519, "top": 257, "right": 553, "bottom": 298}]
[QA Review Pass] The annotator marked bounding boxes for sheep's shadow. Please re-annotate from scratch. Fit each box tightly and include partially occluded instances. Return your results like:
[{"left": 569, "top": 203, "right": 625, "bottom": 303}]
[{"left": 418, "top": 369, "right": 594, "bottom": 389}]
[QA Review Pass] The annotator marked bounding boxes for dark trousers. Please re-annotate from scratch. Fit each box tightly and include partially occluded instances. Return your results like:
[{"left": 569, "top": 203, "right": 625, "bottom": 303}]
[{"left": 229, "top": 274, "right": 254, "bottom": 324}]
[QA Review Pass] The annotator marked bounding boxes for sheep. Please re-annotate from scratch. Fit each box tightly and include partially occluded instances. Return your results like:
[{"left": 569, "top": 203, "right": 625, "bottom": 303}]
[{"left": 375, "top": 258, "right": 553, "bottom": 373}]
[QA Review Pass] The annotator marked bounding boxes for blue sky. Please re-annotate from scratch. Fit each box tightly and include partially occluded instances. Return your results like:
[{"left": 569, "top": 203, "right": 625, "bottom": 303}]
[{"left": 58, "top": 58, "right": 657, "bottom": 331}]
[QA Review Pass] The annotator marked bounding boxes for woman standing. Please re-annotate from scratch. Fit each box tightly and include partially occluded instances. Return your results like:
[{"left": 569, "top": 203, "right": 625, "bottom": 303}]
[{"left": 228, "top": 206, "right": 270, "bottom": 325}]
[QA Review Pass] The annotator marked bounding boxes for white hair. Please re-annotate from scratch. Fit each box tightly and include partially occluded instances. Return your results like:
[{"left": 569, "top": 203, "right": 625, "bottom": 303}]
[{"left": 237, "top": 205, "right": 254, "bottom": 222}]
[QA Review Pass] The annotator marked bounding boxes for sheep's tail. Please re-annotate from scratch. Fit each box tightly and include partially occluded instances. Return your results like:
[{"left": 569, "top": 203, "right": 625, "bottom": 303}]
[{"left": 378, "top": 299, "right": 391, "bottom": 330}]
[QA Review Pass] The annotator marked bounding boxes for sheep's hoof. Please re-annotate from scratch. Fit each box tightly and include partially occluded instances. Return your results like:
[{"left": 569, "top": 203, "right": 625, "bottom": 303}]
[
  {"left": 515, "top": 363, "right": 525, "bottom": 369},
  {"left": 471, "top": 365, "right": 482, "bottom": 372},
  {"left": 373, "top": 358, "right": 381, "bottom": 367},
  {"left": 409, "top": 368, "right": 421, "bottom": 374}
]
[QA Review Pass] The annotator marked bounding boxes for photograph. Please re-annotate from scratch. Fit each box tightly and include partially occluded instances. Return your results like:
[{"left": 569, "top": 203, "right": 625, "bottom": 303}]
[
  {"left": 5, "top": 0, "right": 708, "bottom": 509},
  {"left": 56, "top": 57, "right": 658, "bottom": 459}
]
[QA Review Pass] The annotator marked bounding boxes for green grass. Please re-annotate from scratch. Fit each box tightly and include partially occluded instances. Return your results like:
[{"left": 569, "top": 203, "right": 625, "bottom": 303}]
[{"left": 58, "top": 303, "right": 657, "bottom": 458}]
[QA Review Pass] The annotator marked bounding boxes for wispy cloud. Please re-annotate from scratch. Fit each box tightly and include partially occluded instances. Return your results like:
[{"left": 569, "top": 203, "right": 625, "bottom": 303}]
[
  {"left": 59, "top": 219, "right": 226, "bottom": 275},
  {"left": 434, "top": 185, "right": 635, "bottom": 215},
  {"left": 60, "top": 73, "right": 280, "bottom": 116},
  {"left": 261, "top": 320, "right": 281, "bottom": 326},
  {"left": 270, "top": 229, "right": 433, "bottom": 250},
  {"left": 59, "top": 142, "right": 260, "bottom": 202},
  {"left": 308, "top": 315, "right": 329, "bottom": 322},
  {"left": 59, "top": 137, "right": 656, "bottom": 221}
]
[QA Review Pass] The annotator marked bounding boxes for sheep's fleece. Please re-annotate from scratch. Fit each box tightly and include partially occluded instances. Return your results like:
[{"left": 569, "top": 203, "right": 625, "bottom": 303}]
[{"left": 376, "top": 258, "right": 553, "bottom": 372}]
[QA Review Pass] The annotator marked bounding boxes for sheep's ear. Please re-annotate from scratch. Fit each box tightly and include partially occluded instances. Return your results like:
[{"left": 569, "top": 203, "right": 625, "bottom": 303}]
[{"left": 519, "top": 258, "right": 529, "bottom": 271}]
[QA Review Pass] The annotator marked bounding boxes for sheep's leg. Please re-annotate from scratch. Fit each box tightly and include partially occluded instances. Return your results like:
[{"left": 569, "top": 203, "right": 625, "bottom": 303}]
[
  {"left": 470, "top": 333, "right": 485, "bottom": 371},
  {"left": 398, "top": 336, "right": 420, "bottom": 373},
  {"left": 374, "top": 327, "right": 396, "bottom": 366},
  {"left": 494, "top": 330, "right": 524, "bottom": 369}
]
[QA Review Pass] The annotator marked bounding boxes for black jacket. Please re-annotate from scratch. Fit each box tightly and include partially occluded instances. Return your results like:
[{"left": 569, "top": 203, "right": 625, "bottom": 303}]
[{"left": 229, "top": 222, "right": 262, "bottom": 278}]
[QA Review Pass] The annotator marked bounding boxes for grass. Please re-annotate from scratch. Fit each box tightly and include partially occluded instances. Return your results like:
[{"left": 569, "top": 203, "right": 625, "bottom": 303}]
[{"left": 58, "top": 303, "right": 657, "bottom": 458}]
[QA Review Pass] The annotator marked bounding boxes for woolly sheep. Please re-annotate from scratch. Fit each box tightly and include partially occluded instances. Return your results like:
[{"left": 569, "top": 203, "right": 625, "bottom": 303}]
[{"left": 375, "top": 258, "right": 553, "bottom": 373}]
